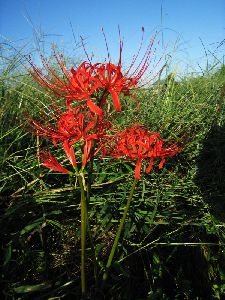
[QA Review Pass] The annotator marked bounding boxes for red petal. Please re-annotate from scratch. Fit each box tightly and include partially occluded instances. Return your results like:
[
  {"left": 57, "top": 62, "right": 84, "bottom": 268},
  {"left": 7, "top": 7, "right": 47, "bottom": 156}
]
[
  {"left": 110, "top": 90, "right": 121, "bottom": 111},
  {"left": 63, "top": 141, "right": 77, "bottom": 167},
  {"left": 146, "top": 158, "right": 154, "bottom": 173},
  {"left": 82, "top": 140, "right": 92, "bottom": 168},
  {"left": 159, "top": 157, "right": 165, "bottom": 169},
  {"left": 87, "top": 98, "right": 103, "bottom": 115},
  {"left": 39, "top": 151, "right": 70, "bottom": 174},
  {"left": 134, "top": 158, "right": 142, "bottom": 180}
]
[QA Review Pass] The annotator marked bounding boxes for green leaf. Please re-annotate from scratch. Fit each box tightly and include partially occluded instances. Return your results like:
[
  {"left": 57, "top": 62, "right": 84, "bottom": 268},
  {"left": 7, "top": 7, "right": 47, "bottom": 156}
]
[
  {"left": 95, "top": 243, "right": 106, "bottom": 256},
  {"left": 3, "top": 241, "right": 12, "bottom": 266},
  {"left": 47, "top": 219, "right": 63, "bottom": 230},
  {"left": 14, "top": 282, "right": 51, "bottom": 293},
  {"left": 47, "top": 209, "right": 62, "bottom": 216},
  {"left": 20, "top": 217, "right": 44, "bottom": 235}
]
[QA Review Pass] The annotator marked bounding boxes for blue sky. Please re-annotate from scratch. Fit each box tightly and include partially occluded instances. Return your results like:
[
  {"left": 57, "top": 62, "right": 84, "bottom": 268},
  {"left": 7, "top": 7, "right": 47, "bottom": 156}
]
[{"left": 0, "top": 0, "right": 224, "bottom": 74}]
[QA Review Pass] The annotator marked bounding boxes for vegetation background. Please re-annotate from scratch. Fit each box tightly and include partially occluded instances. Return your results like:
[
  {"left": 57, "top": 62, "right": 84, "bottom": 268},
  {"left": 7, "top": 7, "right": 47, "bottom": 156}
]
[
  {"left": 0, "top": 0, "right": 225, "bottom": 298},
  {"left": 1, "top": 37, "right": 225, "bottom": 298}
]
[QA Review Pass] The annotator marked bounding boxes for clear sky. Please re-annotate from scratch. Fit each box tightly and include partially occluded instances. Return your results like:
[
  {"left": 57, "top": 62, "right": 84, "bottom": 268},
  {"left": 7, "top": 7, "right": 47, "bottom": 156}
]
[{"left": 0, "top": 0, "right": 224, "bottom": 74}]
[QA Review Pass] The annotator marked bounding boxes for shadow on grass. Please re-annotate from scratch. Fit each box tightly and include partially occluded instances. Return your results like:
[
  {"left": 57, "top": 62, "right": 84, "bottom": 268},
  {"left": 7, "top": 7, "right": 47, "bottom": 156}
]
[{"left": 195, "top": 124, "right": 225, "bottom": 222}]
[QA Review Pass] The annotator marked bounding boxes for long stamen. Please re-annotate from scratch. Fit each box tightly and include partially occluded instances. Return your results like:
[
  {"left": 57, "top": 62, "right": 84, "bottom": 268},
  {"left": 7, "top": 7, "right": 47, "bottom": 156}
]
[
  {"left": 118, "top": 25, "right": 123, "bottom": 66},
  {"left": 124, "top": 26, "right": 145, "bottom": 76},
  {"left": 102, "top": 27, "right": 111, "bottom": 63},
  {"left": 80, "top": 35, "right": 92, "bottom": 64}
]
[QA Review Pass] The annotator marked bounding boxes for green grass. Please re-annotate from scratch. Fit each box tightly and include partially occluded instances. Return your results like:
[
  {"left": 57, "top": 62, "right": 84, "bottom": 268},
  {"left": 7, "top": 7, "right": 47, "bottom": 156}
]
[{"left": 1, "top": 52, "right": 225, "bottom": 299}]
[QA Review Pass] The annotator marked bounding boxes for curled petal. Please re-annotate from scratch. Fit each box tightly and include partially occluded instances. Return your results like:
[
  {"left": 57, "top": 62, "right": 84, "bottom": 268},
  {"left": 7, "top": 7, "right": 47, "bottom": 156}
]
[
  {"left": 159, "top": 157, "right": 165, "bottom": 169},
  {"left": 110, "top": 90, "right": 121, "bottom": 112},
  {"left": 63, "top": 141, "right": 77, "bottom": 168},
  {"left": 87, "top": 98, "right": 103, "bottom": 115},
  {"left": 146, "top": 158, "right": 154, "bottom": 174},
  {"left": 39, "top": 150, "right": 70, "bottom": 174},
  {"left": 82, "top": 140, "right": 92, "bottom": 168},
  {"left": 134, "top": 158, "right": 142, "bottom": 180}
]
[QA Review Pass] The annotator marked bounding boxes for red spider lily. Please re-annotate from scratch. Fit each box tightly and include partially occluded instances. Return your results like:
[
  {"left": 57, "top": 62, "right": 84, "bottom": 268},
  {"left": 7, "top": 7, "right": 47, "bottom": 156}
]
[
  {"left": 28, "top": 55, "right": 103, "bottom": 115},
  {"left": 27, "top": 29, "right": 164, "bottom": 115},
  {"left": 94, "top": 29, "right": 165, "bottom": 112},
  {"left": 107, "top": 124, "right": 180, "bottom": 180},
  {"left": 26, "top": 106, "right": 100, "bottom": 144},
  {"left": 38, "top": 150, "right": 70, "bottom": 174},
  {"left": 25, "top": 105, "right": 112, "bottom": 170}
]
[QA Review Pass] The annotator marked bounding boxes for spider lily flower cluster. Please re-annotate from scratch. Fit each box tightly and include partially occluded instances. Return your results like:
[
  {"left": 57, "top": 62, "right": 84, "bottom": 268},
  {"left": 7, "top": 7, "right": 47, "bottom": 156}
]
[
  {"left": 106, "top": 124, "right": 179, "bottom": 179},
  {"left": 25, "top": 105, "right": 110, "bottom": 172},
  {"left": 26, "top": 31, "right": 178, "bottom": 179},
  {"left": 24, "top": 30, "right": 182, "bottom": 295},
  {"left": 27, "top": 31, "right": 162, "bottom": 116}
]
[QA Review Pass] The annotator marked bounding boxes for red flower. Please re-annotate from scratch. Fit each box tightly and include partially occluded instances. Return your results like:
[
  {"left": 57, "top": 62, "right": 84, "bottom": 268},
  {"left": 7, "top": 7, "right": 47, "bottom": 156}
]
[
  {"left": 38, "top": 150, "right": 70, "bottom": 174},
  {"left": 27, "top": 30, "right": 164, "bottom": 115},
  {"left": 25, "top": 105, "right": 111, "bottom": 170},
  {"left": 107, "top": 124, "right": 180, "bottom": 180},
  {"left": 28, "top": 55, "right": 103, "bottom": 115},
  {"left": 94, "top": 30, "right": 164, "bottom": 112}
]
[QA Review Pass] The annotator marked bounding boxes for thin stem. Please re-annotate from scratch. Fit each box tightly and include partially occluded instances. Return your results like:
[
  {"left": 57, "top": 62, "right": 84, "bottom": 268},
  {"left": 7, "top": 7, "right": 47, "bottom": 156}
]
[
  {"left": 103, "top": 178, "right": 138, "bottom": 282},
  {"left": 84, "top": 115, "right": 99, "bottom": 284},
  {"left": 78, "top": 175, "right": 87, "bottom": 297},
  {"left": 86, "top": 115, "right": 99, "bottom": 203},
  {"left": 85, "top": 207, "right": 98, "bottom": 283},
  {"left": 86, "top": 89, "right": 108, "bottom": 203}
]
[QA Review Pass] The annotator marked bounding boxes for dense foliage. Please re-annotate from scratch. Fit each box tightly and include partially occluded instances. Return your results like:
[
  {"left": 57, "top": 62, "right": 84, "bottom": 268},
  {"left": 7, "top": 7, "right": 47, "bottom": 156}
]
[{"left": 1, "top": 56, "right": 225, "bottom": 299}]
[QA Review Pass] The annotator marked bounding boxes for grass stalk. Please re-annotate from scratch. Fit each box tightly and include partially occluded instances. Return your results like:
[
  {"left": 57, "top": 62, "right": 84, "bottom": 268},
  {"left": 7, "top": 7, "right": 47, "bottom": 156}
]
[
  {"left": 85, "top": 206, "right": 98, "bottom": 283},
  {"left": 78, "top": 174, "right": 87, "bottom": 297},
  {"left": 102, "top": 178, "right": 138, "bottom": 282}
]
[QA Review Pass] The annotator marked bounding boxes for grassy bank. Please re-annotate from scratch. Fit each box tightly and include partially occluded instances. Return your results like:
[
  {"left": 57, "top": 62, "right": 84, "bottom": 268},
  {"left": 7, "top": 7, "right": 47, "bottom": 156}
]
[{"left": 1, "top": 55, "right": 225, "bottom": 299}]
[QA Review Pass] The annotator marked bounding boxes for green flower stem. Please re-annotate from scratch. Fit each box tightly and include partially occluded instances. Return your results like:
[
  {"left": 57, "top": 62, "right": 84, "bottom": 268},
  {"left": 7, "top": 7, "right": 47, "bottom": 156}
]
[
  {"left": 85, "top": 115, "right": 99, "bottom": 284},
  {"left": 103, "top": 178, "right": 138, "bottom": 282},
  {"left": 86, "top": 103, "right": 105, "bottom": 282},
  {"left": 85, "top": 207, "right": 98, "bottom": 283},
  {"left": 78, "top": 175, "right": 87, "bottom": 297},
  {"left": 86, "top": 116, "right": 99, "bottom": 203},
  {"left": 87, "top": 90, "right": 107, "bottom": 203}
]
